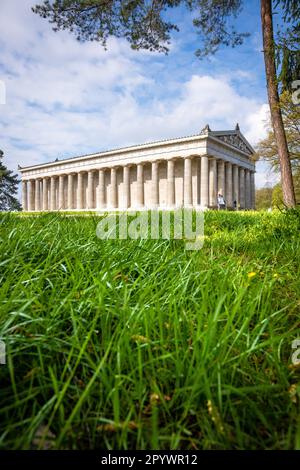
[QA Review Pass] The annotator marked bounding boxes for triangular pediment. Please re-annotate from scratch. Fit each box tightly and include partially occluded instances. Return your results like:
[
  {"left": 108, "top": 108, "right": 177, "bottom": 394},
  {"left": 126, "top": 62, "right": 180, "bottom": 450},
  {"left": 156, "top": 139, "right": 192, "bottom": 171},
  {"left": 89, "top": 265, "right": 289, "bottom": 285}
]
[{"left": 211, "top": 130, "right": 254, "bottom": 156}]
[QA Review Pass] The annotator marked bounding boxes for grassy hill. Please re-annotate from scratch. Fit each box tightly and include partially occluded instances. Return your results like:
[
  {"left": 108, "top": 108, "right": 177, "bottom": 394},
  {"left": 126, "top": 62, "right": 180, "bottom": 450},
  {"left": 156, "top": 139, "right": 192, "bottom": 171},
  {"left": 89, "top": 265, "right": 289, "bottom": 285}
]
[{"left": 0, "top": 210, "right": 299, "bottom": 449}]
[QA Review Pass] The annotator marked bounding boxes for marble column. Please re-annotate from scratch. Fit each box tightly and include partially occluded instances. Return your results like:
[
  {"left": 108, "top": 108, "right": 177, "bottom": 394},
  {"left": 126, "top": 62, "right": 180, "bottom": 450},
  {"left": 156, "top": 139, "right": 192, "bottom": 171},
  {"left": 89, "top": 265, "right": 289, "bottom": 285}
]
[
  {"left": 28, "top": 180, "right": 35, "bottom": 211},
  {"left": 184, "top": 157, "right": 192, "bottom": 207},
  {"left": 58, "top": 174, "right": 64, "bottom": 210},
  {"left": 35, "top": 179, "right": 41, "bottom": 212},
  {"left": 233, "top": 165, "right": 239, "bottom": 209},
  {"left": 110, "top": 167, "right": 117, "bottom": 208},
  {"left": 209, "top": 158, "right": 217, "bottom": 207},
  {"left": 218, "top": 160, "right": 225, "bottom": 196},
  {"left": 239, "top": 168, "right": 245, "bottom": 209},
  {"left": 225, "top": 162, "right": 233, "bottom": 208},
  {"left": 22, "top": 181, "right": 28, "bottom": 211},
  {"left": 245, "top": 170, "right": 251, "bottom": 209},
  {"left": 67, "top": 173, "right": 74, "bottom": 210},
  {"left": 97, "top": 169, "right": 105, "bottom": 209},
  {"left": 42, "top": 178, "right": 48, "bottom": 211},
  {"left": 136, "top": 163, "right": 144, "bottom": 208},
  {"left": 151, "top": 161, "right": 159, "bottom": 208},
  {"left": 77, "top": 172, "right": 84, "bottom": 210},
  {"left": 250, "top": 171, "right": 255, "bottom": 209},
  {"left": 123, "top": 166, "right": 130, "bottom": 209},
  {"left": 200, "top": 155, "right": 209, "bottom": 208},
  {"left": 167, "top": 159, "right": 175, "bottom": 207},
  {"left": 50, "top": 176, "right": 56, "bottom": 211},
  {"left": 87, "top": 170, "right": 95, "bottom": 209}
]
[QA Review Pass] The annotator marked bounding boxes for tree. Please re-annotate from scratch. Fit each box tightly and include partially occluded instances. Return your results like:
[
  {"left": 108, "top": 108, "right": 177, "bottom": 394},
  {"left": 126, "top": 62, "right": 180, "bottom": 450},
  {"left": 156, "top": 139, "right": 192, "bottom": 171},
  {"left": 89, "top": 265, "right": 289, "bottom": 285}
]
[
  {"left": 32, "top": 1, "right": 250, "bottom": 55},
  {"left": 32, "top": 0, "right": 299, "bottom": 207},
  {"left": 0, "top": 150, "right": 22, "bottom": 211},
  {"left": 255, "top": 186, "right": 273, "bottom": 209},
  {"left": 271, "top": 183, "right": 284, "bottom": 207},
  {"left": 261, "top": 0, "right": 296, "bottom": 207},
  {"left": 276, "top": 0, "right": 300, "bottom": 92},
  {"left": 255, "top": 91, "right": 300, "bottom": 170},
  {"left": 255, "top": 90, "right": 300, "bottom": 204},
  {"left": 277, "top": 42, "right": 300, "bottom": 93},
  {"left": 255, "top": 179, "right": 299, "bottom": 210}
]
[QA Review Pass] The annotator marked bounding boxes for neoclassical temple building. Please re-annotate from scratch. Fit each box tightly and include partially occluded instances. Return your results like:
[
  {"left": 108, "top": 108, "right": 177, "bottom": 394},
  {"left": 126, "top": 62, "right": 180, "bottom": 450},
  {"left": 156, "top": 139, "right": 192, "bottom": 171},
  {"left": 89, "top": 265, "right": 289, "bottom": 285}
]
[{"left": 20, "top": 125, "right": 255, "bottom": 211}]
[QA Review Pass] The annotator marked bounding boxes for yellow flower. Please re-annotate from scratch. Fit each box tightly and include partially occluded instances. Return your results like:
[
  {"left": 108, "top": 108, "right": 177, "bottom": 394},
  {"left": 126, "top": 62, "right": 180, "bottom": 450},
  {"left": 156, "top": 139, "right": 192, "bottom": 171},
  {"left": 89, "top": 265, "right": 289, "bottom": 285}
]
[
  {"left": 273, "top": 273, "right": 279, "bottom": 278},
  {"left": 247, "top": 272, "right": 257, "bottom": 279}
]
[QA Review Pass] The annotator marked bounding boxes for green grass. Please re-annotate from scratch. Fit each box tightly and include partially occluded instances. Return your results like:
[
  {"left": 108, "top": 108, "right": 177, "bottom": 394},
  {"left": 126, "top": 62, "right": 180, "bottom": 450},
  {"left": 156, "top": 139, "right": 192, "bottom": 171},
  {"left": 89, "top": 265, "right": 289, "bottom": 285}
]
[{"left": 0, "top": 210, "right": 299, "bottom": 450}]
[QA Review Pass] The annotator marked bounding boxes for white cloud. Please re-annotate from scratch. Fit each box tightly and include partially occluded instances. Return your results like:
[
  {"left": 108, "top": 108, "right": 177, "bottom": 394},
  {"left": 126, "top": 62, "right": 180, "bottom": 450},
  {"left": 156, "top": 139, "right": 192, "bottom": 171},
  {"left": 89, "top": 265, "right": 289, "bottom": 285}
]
[
  {"left": 244, "top": 103, "right": 269, "bottom": 144},
  {"left": 0, "top": 0, "right": 270, "bottom": 190}
]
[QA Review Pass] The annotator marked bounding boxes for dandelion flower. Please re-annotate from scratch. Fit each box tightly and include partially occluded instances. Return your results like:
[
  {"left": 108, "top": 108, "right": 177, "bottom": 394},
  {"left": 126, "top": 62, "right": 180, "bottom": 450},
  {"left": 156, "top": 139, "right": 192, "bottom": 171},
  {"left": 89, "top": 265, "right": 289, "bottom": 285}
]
[{"left": 247, "top": 272, "right": 257, "bottom": 279}]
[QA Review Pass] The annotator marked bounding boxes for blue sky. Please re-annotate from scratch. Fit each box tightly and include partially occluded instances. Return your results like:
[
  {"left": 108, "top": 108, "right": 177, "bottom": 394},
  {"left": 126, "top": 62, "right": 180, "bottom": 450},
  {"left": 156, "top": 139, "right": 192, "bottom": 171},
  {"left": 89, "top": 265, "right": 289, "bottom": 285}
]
[{"left": 0, "top": 0, "right": 281, "bottom": 188}]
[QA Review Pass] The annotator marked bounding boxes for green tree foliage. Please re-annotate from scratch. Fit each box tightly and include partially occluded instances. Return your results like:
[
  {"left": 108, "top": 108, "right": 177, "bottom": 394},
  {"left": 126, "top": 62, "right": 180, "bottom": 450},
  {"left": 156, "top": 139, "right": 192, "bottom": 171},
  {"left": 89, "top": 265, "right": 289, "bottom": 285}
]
[
  {"left": 271, "top": 172, "right": 300, "bottom": 206},
  {"left": 255, "top": 91, "right": 300, "bottom": 205},
  {"left": 277, "top": 43, "right": 300, "bottom": 93},
  {"left": 255, "top": 186, "right": 273, "bottom": 209},
  {"left": 32, "top": 1, "right": 299, "bottom": 61},
  {"left": 0, "top": 150, "right": 22, "bottom": 211},
  {"left": 32, "top": 1, "right": 249, "bottom": 55},
  {"left": 255, "top": 91, "right": 300, "bottom": 171},
  {"left": 271, "top": 183, "right": 284, "bottom": 207},
  {"left": 256, "top": 179, "right": 300, "bottom": 210},
  {"left": 275, "top": 0, "right": 300, "bottom": 92}
]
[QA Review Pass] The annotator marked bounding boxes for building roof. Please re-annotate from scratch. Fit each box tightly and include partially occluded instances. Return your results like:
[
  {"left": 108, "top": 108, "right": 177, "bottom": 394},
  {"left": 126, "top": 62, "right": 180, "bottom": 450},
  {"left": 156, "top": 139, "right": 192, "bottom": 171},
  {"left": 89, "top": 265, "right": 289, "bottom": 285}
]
[{"left": 18, "top": 124, "right": 254, "bottom": 171}]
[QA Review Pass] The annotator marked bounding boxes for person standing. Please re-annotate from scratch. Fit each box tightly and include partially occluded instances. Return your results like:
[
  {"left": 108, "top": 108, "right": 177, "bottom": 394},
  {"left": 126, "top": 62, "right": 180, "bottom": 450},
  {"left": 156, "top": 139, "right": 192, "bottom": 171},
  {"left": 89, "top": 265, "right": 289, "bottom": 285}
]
[{"left": 217, "top": 193, "right": 226, "bottom": 210}]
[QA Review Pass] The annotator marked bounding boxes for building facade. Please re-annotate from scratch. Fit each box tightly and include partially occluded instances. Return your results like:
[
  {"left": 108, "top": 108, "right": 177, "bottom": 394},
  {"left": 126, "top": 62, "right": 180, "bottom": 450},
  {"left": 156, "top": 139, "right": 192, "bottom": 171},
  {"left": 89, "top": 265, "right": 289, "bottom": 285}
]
[{"left": 19, "top": 125, "right": 255, "bottom": 211}]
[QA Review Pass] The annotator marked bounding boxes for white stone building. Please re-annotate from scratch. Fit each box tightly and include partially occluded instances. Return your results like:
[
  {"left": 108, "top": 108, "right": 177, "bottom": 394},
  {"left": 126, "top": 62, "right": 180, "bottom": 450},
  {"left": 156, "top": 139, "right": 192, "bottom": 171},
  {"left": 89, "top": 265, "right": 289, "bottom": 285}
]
[{"left": 19, "top": 125, "right": 255, "bottom": 211}]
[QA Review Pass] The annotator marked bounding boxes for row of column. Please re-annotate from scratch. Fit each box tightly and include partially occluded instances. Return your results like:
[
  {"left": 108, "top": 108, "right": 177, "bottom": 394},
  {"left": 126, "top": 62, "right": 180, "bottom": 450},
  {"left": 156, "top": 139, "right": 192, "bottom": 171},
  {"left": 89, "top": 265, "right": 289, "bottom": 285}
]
[{"left": 22, "top": 157, "right": 255, "bottom": 211}]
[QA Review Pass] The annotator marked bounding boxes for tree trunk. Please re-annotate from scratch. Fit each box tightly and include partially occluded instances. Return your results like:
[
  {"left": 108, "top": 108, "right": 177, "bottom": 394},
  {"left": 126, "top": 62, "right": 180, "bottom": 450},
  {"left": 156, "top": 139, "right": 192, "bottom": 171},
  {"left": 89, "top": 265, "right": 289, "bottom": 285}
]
[{"left": 260, "top": 0, "right": 296, "bottom": 207}]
